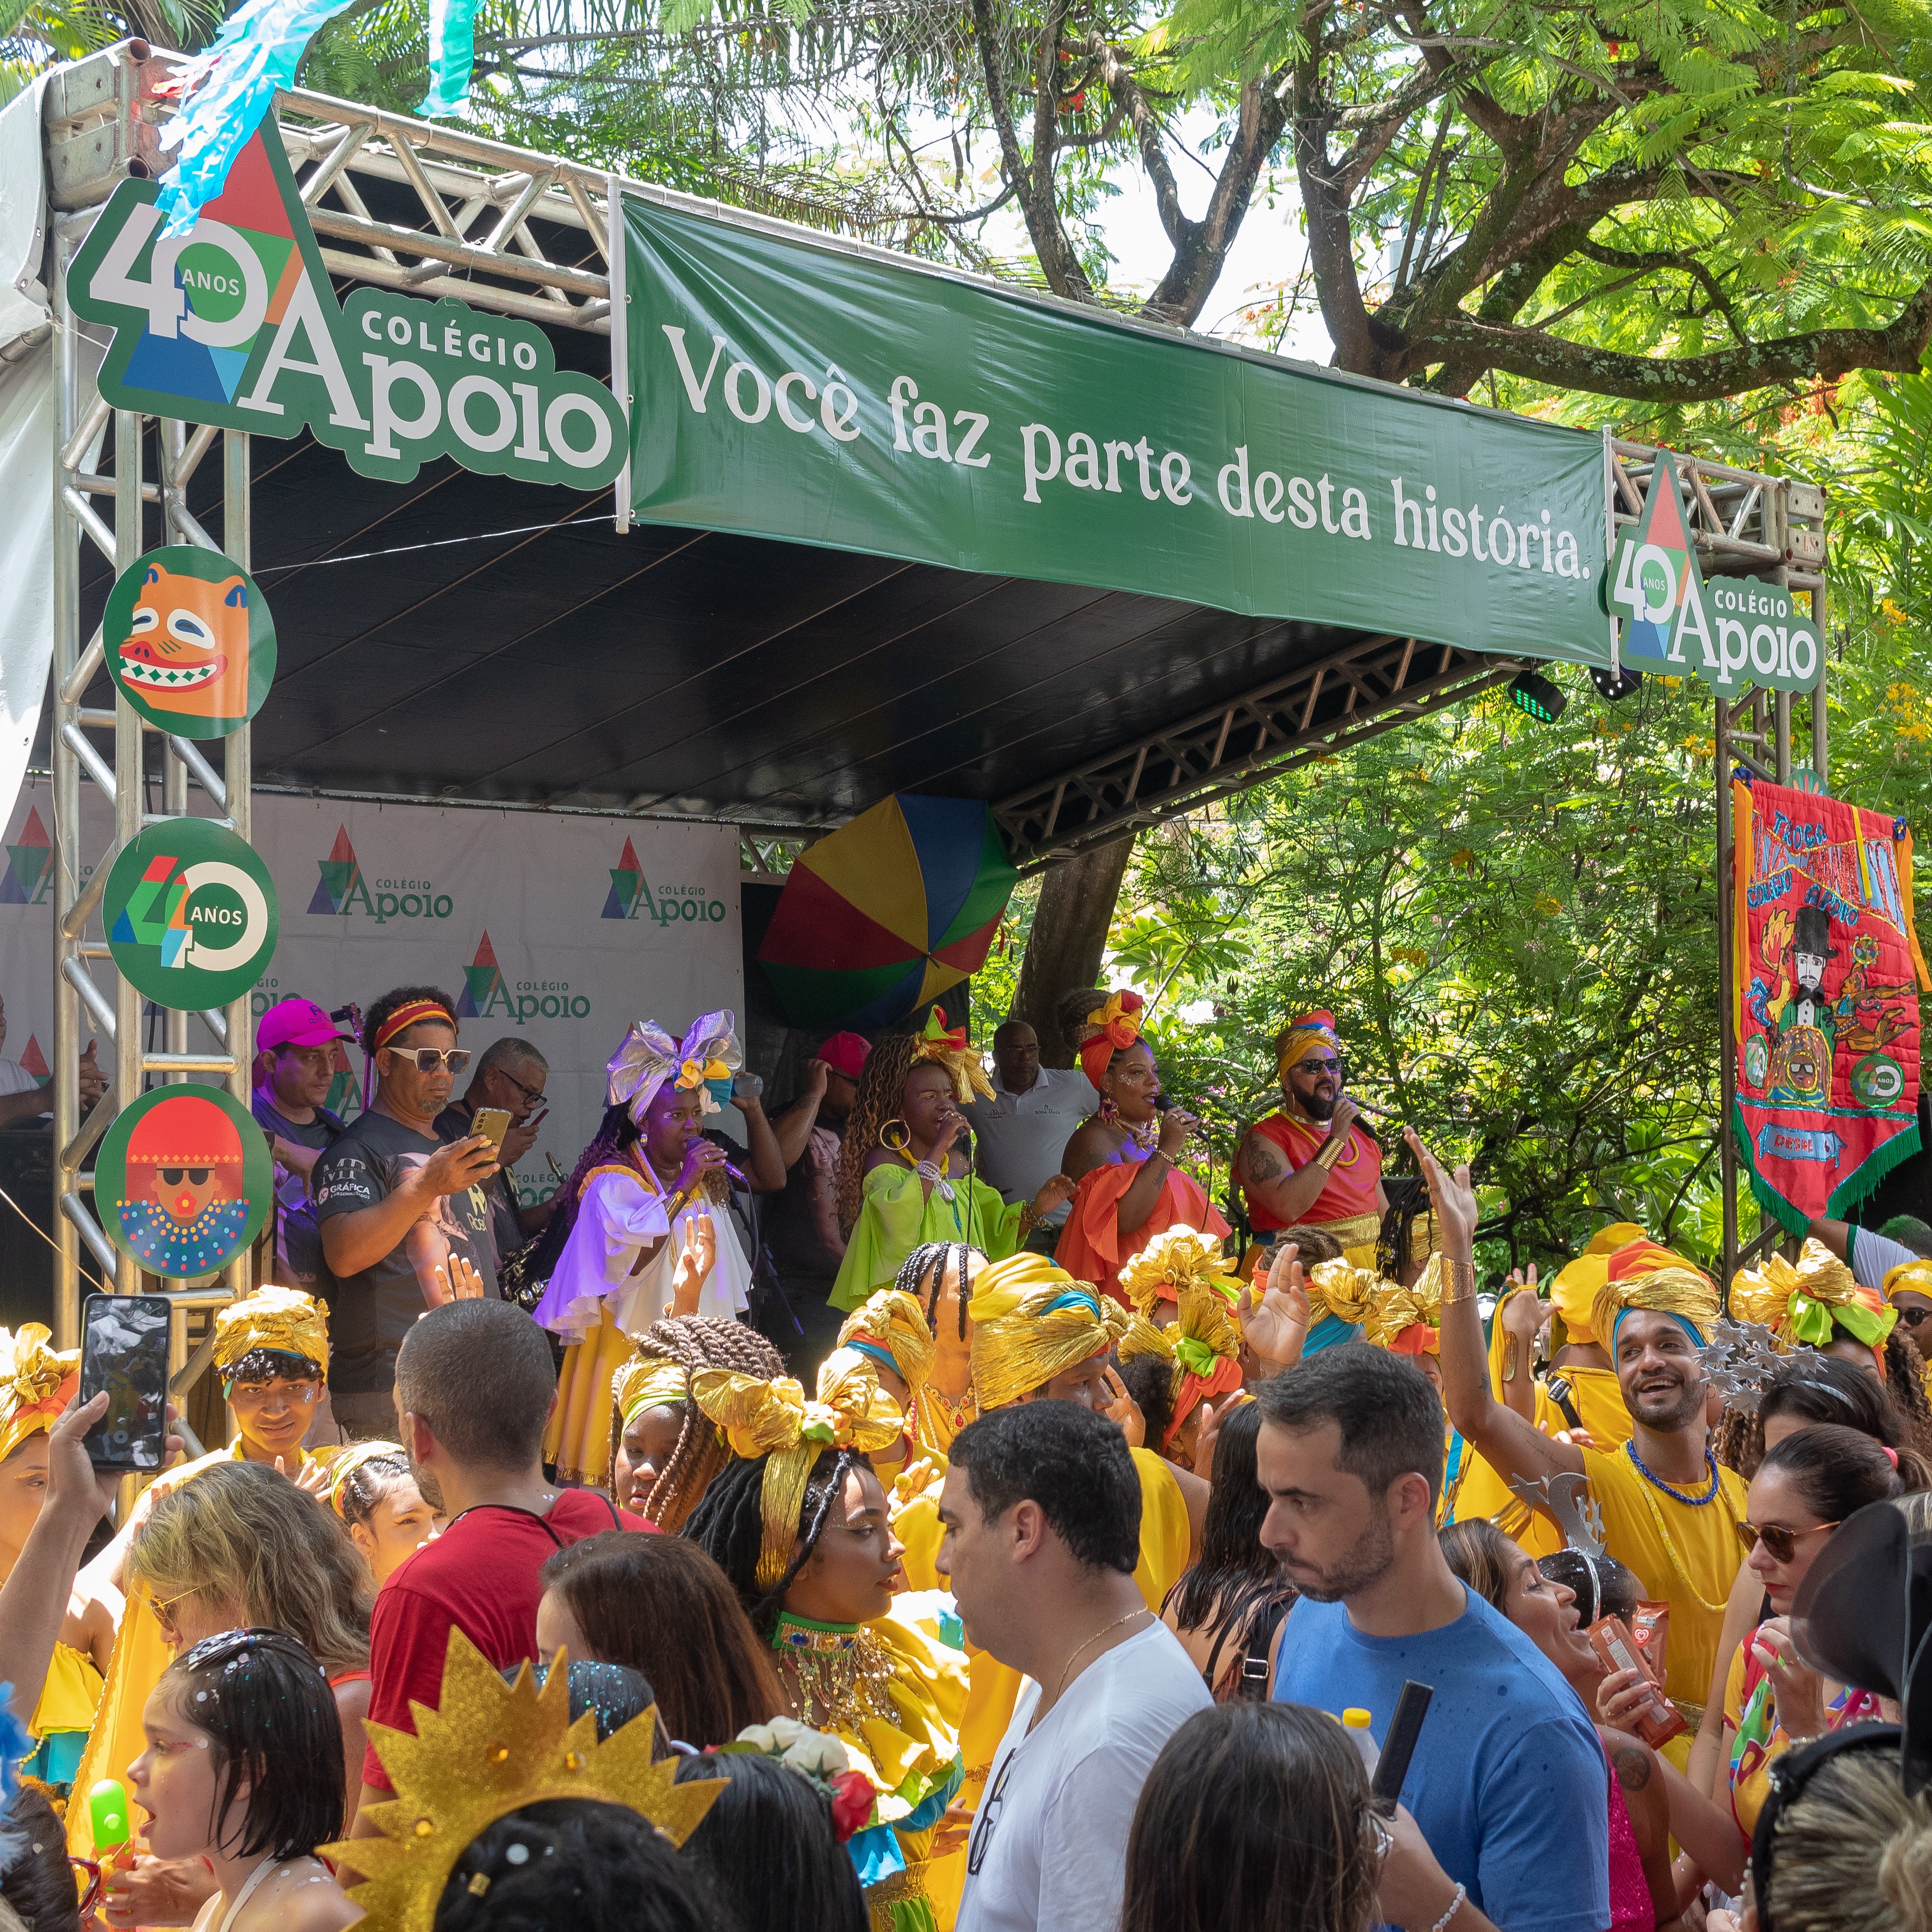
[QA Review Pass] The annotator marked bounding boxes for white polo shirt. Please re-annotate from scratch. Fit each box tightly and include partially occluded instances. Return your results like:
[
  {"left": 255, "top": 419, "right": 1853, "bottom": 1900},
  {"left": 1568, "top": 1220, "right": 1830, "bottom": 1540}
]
[{"left": 963, "top": 1066, "right": 1098, "bottom": 1226}]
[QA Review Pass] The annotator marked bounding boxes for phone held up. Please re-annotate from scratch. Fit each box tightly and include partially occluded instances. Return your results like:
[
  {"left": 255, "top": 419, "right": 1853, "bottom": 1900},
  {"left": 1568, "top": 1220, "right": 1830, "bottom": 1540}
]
[
  {"left": 470, "top": 1106, "right": 513, "bottom": 1153},
  {"left": 78, "top": 1293, "right": 171, "bottom": 1471}
]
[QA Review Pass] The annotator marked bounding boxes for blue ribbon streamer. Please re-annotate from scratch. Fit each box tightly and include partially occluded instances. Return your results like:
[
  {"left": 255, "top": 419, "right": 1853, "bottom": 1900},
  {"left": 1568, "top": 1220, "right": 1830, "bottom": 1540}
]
[
  {"left": 155, "top": 0, "right": 362, "bottom": 238},
  {"left": 418, "top": 0, "right": 480, "bottom": 116}
]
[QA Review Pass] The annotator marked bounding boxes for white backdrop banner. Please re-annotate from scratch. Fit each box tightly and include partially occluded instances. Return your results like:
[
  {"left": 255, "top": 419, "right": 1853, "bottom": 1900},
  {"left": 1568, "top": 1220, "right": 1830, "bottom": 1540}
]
[{"left": 0, "top": 781, "right": 746, "bottom": 1209}]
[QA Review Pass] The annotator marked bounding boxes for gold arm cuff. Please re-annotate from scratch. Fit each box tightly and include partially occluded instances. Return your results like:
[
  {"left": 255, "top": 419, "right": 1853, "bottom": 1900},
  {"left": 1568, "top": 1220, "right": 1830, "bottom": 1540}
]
[{"left": 1439, "top": 1259, "right": 1478, "bottom": 1306}]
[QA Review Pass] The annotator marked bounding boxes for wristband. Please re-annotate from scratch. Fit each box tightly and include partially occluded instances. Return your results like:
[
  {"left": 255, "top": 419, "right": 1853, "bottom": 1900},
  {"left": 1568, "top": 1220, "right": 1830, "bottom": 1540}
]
[
  {"left": 1313, "top": 1135, "right": 1344, "bottom": 1172},
  {"left": 1439, "top": 1258, "right": 1478, "bottom": 1306},
  {"left": 1429, "top": 1882, "right": 1467, "bottom": 1932}
]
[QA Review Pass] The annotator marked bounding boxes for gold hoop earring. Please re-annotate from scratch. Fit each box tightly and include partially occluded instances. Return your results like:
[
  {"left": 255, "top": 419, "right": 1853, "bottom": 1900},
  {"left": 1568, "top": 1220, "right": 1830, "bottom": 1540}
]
[{"left": 879, "top": 1118, "right": 912, "bottom": 1155}]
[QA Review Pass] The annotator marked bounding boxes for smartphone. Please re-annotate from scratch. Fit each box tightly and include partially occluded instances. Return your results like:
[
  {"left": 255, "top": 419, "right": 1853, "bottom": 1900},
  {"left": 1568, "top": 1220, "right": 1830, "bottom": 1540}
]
[
  {"left": 470, "top": 1107, "right": 513, "bottom": 1152},
  {"left": 79, "top": 1294, "right": 171, "bottom": 1471},
  {"left": 1369, "top": 1679, "right": 1433, "bottom": 1816}
]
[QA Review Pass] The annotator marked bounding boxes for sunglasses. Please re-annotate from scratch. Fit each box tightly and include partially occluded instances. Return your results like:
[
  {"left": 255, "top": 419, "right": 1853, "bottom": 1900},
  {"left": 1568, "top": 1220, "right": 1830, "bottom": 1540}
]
[
  {"left": 384, "top": 1046, "right": 471, "bottom": 1074},
  {"left": 1294, "top": 1057, "right": 1343, "bottom": 1076},
  {"left": 1898, "top": 1305, "right": 1930, "bottom": 1329},
  {"left": 1737, "top": 1517, "right": 1840, "bottom": 1562},
  {"left": 160, "top": 1167, "right": 210, "bottom": 1185},
  {"left": 967, "top": 1753, "right": 1014, "bottom": 1875}
]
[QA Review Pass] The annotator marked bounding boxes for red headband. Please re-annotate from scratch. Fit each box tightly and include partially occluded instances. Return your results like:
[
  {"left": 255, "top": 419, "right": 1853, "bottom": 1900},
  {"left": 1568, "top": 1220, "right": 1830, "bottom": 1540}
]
[{"left": 372, "top": 1000, "right": 456, "bottom": 1052}]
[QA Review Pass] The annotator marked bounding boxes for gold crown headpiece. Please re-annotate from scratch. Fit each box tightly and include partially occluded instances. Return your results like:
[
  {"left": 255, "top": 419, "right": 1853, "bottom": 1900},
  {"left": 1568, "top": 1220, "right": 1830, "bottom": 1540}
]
[
  {"left": 328, "top": 1628, "right": 726, "bottom": 1932},
  {"left": 836, "top": 1287, "right": 936, "bottom": 1396},
  {"left": 692, "top": 1351, "right": 903, "bottom": 1589},
  {"left": 1116, "top": 1226, "right": 1239, "bottom": 1319}
]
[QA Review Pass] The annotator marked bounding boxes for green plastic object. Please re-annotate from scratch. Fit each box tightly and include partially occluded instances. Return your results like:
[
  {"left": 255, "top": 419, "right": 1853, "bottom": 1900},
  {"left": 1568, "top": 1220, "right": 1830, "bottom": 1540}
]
[{"left": 88, "top": 1777, "right": 131, "bottom": 1850}]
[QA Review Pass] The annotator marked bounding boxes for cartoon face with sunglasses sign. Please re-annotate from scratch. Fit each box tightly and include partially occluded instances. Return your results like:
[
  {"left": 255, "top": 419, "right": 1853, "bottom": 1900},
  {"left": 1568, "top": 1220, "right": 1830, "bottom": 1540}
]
[{"left": 100, "top": 1084, "right": 272, "bottom": 1278}]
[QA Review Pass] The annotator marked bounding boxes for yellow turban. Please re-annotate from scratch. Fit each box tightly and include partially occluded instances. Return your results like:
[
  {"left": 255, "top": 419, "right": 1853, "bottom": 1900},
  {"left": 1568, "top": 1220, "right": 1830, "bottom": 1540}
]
[
  {"left": 610, "top": 1354, "right": 692, "bottom": 1427},
  {"left": 1306, "top": 1259, "right": 1377, "bottom": 1328},
  {"left": 968, "top": 1252, "right": 1128, "bottom": 1413},
  {"left": 1549, "top": 1222, "right": 1648, "bottom": 1347},
  {"left": 1117, "top": 1226, "right": 1240, "bottom": 1320},
  {"left": 837, "top": 1289, "right": 936, "bottom": 1397},
  {"left": 1276, "top": 1010, "right": 1341, "bottom": 1084},
  {"left": 0, "top": 1324, "right": 78, "bottom": 1466},
  {"left": 1590, "top": 1239, "right": 1720, "bottom": 1352},
  {"left": 212, "top": 1285, "right": 329, "bottom": 1377},
  {"left": 1730, "top": 1239, "right": 1897, "bottom": 1355},
  {"left": 1118, "top": 1285, "right": 1246, "bottom": 1447},
  {"left": 1364, "top": 1258, "right": 1444, "bottom": 1356},
  {"left": 1882, "top": 1257, "right": 1932, "bottom": 1307},
  {"left": 691, "top": 1351, "right": 904, "bottom": 1588}
]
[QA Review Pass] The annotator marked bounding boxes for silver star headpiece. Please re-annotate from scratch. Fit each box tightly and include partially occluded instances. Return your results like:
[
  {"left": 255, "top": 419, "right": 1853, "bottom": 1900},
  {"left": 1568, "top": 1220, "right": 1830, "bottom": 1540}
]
[
  {"left": 1505, "top": 1469, "right": 1606, "bottom": 1558},
  {"left": 1698, "top": 1316, "right": 1785, "bottom": 1414}
]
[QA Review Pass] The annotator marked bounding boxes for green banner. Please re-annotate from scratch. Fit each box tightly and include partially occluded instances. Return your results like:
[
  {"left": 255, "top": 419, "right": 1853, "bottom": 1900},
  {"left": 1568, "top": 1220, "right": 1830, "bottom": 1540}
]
[{"left": 624, "top": 200, "right": 1612, "bottom": 666}]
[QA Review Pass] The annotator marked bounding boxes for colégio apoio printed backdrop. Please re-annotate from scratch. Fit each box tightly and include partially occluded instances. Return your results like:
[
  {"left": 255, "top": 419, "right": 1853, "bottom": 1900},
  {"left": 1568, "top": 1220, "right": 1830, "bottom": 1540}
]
[{"left": 0, "top": 784, "right": 746, "bottom": 1206}]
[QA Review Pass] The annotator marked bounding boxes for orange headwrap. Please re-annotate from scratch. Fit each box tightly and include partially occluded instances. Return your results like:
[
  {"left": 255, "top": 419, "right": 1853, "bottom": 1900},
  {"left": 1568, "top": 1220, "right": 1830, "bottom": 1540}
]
[
  {"left": 1277, "top": 1011, "right": 1341, "bottom": 1084},
  {"left": 1077, "top": 991, "right": 1145, "bottom": 1087}
]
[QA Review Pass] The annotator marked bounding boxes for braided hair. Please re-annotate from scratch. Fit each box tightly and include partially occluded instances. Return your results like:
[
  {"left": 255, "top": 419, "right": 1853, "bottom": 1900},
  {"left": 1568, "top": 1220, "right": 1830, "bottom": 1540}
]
[
  {"left": 896, "top": 1242, "right": 974, "bottom": 1343},
  {"left": 834, "top": 1033, "right": 924, "bottom": 1237},
  {"left": 615, "top": 1317, "right": 785, "bottom": 1532},
  {"left": 681, "top": 1445, "right": 861, "bottom": 1639},
  {"left": 1883, "top": 1327, "right": 1932, "bottom": 1459},
  {"left": 521, "top": 1102, "right": 642, "bottom": 1286},
  {"left": 334, "top": 1450, "right": 413, "bottom": 1531}
]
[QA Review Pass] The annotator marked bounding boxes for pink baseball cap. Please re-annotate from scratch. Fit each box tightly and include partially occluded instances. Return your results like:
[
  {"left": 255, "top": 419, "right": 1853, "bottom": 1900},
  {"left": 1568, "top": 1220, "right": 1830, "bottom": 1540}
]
[
  {"left": 259, "top": 997, "right": 353, "bottom": 1054},
  {"left": 817, "top": 1031, "right": 871, "bottom": 1081}
]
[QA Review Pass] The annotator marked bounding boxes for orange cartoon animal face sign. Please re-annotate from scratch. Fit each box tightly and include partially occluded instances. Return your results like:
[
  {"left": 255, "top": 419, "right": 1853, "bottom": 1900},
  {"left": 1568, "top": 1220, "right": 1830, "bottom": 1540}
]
[{"left": 117, "top": 564, "right": 252, "bottom": 722}]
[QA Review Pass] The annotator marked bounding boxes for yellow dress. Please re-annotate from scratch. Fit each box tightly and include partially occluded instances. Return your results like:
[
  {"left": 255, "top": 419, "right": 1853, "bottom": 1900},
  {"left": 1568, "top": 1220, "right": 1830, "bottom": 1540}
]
[
  {"left": 22, "top": 1639, "right": 105, "bottom": 1788},
  {"left": 777, "top": 1597, "right": 967, "bottom": 1932},
  {"left": 65, "top": 1438, "right": 344, "bottom": 1858},
  {"left": 1580, "top": 1442, "right": 1747, "bottom": 1767}
]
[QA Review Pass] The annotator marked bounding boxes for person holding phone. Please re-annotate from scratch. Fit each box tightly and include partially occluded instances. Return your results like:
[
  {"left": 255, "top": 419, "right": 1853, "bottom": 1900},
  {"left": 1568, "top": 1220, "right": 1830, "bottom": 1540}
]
[
  {"left": 436, "top": 1036, "right": 557, "bottom": 1271},
  {"left": 311, "top": 988, "right": 501, "bottom": 1437}
]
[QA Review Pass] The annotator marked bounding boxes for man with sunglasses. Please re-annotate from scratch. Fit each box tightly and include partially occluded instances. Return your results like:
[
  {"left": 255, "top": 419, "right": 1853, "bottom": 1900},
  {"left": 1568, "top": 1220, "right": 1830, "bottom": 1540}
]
[
  {"left": 313, "top": 987, "right": 503, "bottom": 1436},
  {"left": 1238, "top": 1010, "right": 1388, "bottom": 1275}
]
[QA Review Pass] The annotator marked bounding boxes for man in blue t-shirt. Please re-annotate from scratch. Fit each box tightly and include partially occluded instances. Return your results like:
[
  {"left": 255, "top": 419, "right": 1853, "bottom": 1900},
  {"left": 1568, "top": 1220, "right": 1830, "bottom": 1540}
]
[{"left": 1261, "top": 1338, "right": 1610, "bottom": 1932}]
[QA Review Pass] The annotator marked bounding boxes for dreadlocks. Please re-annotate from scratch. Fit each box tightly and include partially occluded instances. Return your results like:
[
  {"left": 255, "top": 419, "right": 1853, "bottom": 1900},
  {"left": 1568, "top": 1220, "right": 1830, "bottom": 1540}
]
[
  {"left": 615, "top": 1317, "right": 785, "bottom": 1533},
  {"left": 834, "top": 1032, "right": 924, "bottom": 1237},
  {"left": 896, "top": 1242, "right": 974, "bottom": 1342},
  {"left": 681, "top": 1446, "right": 861, "bottom": 1638},
  {"left": 520, "top": 1102, "right": 641, "bottom": 1288}
]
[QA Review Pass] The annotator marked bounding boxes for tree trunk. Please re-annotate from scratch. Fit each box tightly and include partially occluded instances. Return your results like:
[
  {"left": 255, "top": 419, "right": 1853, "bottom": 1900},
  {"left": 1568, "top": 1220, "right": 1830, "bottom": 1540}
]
[{"left": 1008, "top": 837, "right": 1135, "bottom": 1066}]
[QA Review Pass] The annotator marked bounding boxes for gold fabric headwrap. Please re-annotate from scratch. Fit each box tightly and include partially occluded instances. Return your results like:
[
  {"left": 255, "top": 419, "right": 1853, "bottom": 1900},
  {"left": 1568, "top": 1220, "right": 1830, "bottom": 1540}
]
[
  {"left": 0, "top": 1323, "right": 78, "bottom": 1465},
  {"left": 1730, "top": 1238, "right": 1897, "bottom": 1353},
  {"left": 691, "top": 1351, "right": 904, "bottom": 1589},
  {"left": 1590, "top": 1239, "right": 1720, "bottom": 1352},
  {"left": 328, "top": 1627, "right": 724, "bottom": 1932},
  {"left": 837, "top": 1287, "right": 936, "bottom": 1396},
  {"left": 213, "top": 1284, "right": 329, "bottom": 1376},
  {"left": 968, "top": 1252, "right": 1129, "bottom": 1412},
  {"left": 327, "top": 1438, "right": 408, "bottom": 1514},
  {"left": 1116, "top": 1225, "right": 1239, "bottom": 1320},
  {"left": 1883, "top": 1257, "right": 1932, "bottom": 1306},
  {"left": 1547, "top": 1222, "right": 1646, "bottom": 1347},
  {"left": 1305, "top": 1259, "right": 1377, "bottom": 1328},
  {"left": 1364, "top": 1256, "right": 1445, "bottom": 1355},
  {"left": 610, "top": 1356, "right": 692, "bottom": 1427}
]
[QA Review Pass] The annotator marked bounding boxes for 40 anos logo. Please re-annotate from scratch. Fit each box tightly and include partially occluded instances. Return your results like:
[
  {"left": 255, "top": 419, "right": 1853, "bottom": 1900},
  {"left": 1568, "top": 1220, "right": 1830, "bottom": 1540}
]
[{"left": 106, "top": 820, "right": 278, "bottom": 1009}]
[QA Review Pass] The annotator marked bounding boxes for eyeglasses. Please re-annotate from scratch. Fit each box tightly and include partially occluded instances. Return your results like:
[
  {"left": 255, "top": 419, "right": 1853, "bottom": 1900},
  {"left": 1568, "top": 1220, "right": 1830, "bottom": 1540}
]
[
  {"left": 1737, "top": 1517, "right": 1841, "bottom": 1562},
  {"left": 70, "top": 1857, "right": 103, "bottom": 1916},
  {"left": 967, "top": 1751, "right": 1015, "bottom": 1875},
  {"left": 495, "top": 1067, "right": 545, "bottom": 1107},
  {"left": 383, "top": 1046, "right": 472, "bottom": 1074},
  {"left": 160, "top": 1168, "right": 210, "bottom": 1185},
  {"left": 1293, "top": 1057, "right": 1342, "bottom": 1077}
]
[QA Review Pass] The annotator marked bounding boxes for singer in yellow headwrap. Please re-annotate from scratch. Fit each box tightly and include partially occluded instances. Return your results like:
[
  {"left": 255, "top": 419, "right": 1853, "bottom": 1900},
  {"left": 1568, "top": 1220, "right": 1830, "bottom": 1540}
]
[
  {"left": 1238, "top": 1009, "right": 1387, "bottom": 1270},
  {"left": 684, "top": 1349, "right": 965, "bottom": 1932},
  {"left": 0, "top": 1324, "right": 109, "bottom": 1790}
]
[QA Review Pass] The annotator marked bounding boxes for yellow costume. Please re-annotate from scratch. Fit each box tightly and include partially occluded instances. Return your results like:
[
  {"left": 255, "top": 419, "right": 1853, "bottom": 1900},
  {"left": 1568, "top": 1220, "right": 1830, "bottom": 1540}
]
[
  {"left": 1, "top": 1324, "right": 99, "bottom": 1787},
  {"left": 67, "top": 1288, "right": 343, "bottom": 1858},
  {"left": 1115, "top": 1278, "right": 1245, "bottom": 1455},
  {"left": 1579, "top": 1240, "right": 1743, "bottom": 1761},
  {"left": 693, "top": 1352, "right": 964, "bottom": 1932},
  {"left": 840, "top": 1289, "right": 936, "bottom": 1487}
]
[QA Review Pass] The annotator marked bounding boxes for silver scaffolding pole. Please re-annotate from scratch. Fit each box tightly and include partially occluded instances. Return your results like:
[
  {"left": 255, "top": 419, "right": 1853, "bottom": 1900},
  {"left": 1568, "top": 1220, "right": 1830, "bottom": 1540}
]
[{"left": 47, "top": 237, "right": 254, "bottom": 1389}]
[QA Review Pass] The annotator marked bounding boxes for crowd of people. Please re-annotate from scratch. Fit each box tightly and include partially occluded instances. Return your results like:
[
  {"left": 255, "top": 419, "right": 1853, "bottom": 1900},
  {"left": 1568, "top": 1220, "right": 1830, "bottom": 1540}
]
[{"left": 0, "top": 991, "right": 1928, "bottom": 1932}]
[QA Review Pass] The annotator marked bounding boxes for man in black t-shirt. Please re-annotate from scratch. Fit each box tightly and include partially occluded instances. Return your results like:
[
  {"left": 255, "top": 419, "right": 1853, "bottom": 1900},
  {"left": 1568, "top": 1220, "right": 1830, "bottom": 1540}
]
[
  {"left": 252, "top": 996, "right": 353, "bottom": 1290},
  {"left": 312, "top": 986, "right": 501, "bottom": 1434},
  {"left": 434, "top": 1035, "right": 556, "bottom": 1277}
]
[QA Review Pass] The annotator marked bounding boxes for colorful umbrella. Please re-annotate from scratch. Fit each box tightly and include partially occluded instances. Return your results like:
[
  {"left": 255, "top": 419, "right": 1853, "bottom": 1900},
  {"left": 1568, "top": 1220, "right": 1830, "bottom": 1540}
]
[{"left": 757, "top": 795, "right": 1017, "bottom": 1029}]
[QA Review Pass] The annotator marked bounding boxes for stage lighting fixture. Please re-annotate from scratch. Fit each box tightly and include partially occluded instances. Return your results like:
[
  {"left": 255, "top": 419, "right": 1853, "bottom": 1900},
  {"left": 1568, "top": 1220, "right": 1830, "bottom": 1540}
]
[{"left": 1507, "top": 670, "right": 1567, "bottom": 724}]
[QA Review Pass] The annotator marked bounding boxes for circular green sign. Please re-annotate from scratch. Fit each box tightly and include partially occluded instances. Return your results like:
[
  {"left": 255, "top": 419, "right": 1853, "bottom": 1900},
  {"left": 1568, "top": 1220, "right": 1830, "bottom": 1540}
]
[
  {"left": 105, "top": 818, "right": 278, "bottom": 1010},
  {"left": 102, "top": 544, "right": 276, "bottom": 738},
  {"left": 96, "top": 1082, "right": 271, "bottom": 1278},
  {"left": 1851, "top": 1050, "right": 1905, "bottom": 1110}
]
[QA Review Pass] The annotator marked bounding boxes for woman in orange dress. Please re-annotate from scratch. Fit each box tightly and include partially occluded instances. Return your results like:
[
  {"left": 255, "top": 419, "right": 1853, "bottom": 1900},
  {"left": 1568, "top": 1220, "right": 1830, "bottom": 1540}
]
[{"left": 1053, "top": 988, "right": 1228, "bottom": 1305}]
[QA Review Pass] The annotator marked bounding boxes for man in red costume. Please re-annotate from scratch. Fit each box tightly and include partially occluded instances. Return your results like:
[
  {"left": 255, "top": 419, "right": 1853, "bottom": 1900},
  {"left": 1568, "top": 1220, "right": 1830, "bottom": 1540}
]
[{"left": 1237, "top": 1011, "right": 1386, "bottom": 1270}]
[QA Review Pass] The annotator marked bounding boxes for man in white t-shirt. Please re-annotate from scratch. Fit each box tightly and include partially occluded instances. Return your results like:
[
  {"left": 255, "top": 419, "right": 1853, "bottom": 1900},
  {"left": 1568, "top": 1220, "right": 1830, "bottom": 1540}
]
[
  {"left": 0, "top": 994, "right": 103, "bottom": 1128},
  {"left": 962, "top": 1021, "right": 1096, "bottom": 1246},
  {"left": 939, "top": 1400, "right": 1210, "bottom": 1932}
]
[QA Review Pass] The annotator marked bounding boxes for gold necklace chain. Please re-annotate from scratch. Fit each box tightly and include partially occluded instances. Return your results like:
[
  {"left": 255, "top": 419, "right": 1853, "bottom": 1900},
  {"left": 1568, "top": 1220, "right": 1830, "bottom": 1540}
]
[
  {"left": 774, "top": 1620, "right": 900, "bottom": 1735},
  {"left": 1052, "top": 1608, "right": 1150, "bottom": 1701}
]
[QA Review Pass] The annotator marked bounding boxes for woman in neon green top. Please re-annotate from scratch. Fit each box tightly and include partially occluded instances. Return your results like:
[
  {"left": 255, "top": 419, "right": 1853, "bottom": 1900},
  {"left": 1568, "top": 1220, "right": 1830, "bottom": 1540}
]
[{"left": 829, "top": 1015, "right": 1072, "bottom": 1315}]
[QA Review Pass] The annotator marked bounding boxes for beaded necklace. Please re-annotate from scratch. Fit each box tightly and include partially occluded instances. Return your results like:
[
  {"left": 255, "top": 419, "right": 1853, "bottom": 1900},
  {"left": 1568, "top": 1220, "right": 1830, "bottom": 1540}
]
[
  {"left": 1621, "top": 1442, "right": 1744, "bottom": 1618},
  {"left": 771, "top": 1613, "right": 899, "bottom": 1736},
  {"left": 1624, "top": 1438, "right": 1722, "bottom": 1505}
]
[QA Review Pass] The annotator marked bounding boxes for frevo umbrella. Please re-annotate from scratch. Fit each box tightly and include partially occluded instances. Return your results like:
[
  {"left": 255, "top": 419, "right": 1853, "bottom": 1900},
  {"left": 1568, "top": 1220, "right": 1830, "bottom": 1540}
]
[{"left": 757, "top": 794, "right": 1017, "bottom": 1029}]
